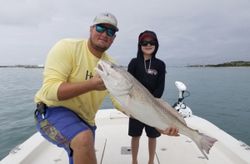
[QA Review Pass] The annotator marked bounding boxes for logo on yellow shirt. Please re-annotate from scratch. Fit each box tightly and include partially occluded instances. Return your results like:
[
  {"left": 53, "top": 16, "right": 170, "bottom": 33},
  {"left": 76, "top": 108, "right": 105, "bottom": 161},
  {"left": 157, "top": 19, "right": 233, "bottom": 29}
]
[{"left": 85, "top": 70, "right": 93, "bottom": 80}]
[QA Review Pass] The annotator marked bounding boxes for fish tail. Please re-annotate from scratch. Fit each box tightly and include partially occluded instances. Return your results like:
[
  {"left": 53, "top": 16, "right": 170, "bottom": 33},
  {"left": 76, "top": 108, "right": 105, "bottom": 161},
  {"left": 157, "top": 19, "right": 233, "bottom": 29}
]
[{"left": 192, "top": 132, "right": 217, "bottom": 160}]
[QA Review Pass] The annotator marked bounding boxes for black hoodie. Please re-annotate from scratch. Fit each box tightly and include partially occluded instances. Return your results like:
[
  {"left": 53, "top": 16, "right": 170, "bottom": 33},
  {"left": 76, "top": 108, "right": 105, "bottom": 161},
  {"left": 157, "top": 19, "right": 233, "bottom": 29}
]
[{"left": 127, "top": 30, "right": 166, "bottom": 98}]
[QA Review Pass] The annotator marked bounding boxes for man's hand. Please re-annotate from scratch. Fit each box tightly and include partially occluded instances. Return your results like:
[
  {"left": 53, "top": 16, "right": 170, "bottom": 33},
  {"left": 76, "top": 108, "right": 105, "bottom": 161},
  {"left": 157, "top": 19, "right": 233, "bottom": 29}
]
[
  {"left": 157, "top": 127, "right": 179, "bottom": 136},
  {"left": 91, "top": 74, "right": 106, "bottom": 91}
]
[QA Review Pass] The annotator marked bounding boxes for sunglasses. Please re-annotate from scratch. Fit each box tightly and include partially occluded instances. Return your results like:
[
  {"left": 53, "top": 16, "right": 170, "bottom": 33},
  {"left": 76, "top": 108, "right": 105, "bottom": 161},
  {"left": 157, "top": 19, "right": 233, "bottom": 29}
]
[
  {"left": 95, "top": 24, "right": 116, "bottom": 37},
  {"left": 140, "top": 40, "right": 157, "bottom": 46}
]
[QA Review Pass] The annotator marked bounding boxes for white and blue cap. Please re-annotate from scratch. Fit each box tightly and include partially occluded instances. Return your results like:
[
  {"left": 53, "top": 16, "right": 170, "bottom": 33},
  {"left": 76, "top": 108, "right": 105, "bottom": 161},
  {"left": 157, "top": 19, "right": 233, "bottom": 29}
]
[{"left": 93, "top": 12, "right": 119, "bottom": 31}]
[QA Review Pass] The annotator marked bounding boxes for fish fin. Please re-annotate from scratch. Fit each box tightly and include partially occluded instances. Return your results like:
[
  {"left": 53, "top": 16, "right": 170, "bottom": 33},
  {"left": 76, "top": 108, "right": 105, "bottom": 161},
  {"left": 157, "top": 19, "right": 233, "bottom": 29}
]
[
  {"left": 193, "top": 132, "right": 218, "bottom": 160},
  {"left": 155, "top": 98, "right": 187, "bottom": 125}
]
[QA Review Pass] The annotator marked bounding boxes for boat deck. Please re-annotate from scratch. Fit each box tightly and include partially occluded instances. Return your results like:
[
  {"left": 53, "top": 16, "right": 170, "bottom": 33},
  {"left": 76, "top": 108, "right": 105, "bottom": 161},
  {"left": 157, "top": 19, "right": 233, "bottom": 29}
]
[{"left": 1, "top": 109, "right": 250, "bottom": 164}]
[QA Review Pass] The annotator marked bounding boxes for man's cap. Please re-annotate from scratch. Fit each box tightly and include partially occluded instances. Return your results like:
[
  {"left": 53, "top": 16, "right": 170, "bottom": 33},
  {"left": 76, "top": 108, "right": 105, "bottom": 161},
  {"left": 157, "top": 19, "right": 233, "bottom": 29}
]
[
  {"left": 139, "top": 31, "right": 157, "bottom": 41},
  {"left": 93, "top": 12, "right": 119, "bottom": 31}
]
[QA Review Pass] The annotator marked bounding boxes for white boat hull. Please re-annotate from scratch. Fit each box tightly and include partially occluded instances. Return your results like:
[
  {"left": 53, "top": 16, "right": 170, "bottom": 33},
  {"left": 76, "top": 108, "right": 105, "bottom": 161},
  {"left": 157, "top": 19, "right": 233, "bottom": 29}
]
[{"left": 1, "top": 109, "right": 250, "bottom": 164}]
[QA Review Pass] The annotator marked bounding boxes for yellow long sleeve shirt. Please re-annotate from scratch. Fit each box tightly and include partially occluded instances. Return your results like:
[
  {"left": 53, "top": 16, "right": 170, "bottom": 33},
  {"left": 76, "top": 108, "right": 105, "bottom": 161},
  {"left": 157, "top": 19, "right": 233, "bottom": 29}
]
[{"left": 35, "top": 39, "right": 113, "bottom": 126}]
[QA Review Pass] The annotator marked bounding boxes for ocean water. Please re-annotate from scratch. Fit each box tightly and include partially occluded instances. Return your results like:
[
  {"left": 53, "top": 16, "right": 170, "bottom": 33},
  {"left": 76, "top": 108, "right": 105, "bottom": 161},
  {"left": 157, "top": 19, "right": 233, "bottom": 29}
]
[{"left": 0, "top": 67, "right": 250, "bottom": 160}]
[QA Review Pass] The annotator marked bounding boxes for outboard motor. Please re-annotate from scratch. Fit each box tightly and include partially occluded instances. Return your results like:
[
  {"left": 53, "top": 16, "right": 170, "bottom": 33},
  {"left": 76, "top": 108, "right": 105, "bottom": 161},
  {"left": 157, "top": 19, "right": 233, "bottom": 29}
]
[{"left": 173, "top": 81, "right": 192, "bottom": 118}]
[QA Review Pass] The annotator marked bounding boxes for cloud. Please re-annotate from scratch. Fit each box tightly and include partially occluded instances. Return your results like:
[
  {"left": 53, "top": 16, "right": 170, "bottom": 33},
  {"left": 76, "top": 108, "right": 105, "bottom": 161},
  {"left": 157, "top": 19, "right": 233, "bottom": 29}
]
[
  {"left": 0, "top": 0, "right": 250, "bottom": 66},
  {"left": 0, "top": 0, "right": 54, "bottom": 27}
]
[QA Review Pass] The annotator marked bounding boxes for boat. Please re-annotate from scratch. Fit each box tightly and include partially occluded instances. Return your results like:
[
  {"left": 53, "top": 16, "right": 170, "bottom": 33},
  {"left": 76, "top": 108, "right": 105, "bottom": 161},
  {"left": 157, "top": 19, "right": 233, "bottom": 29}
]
[
  {"left": 1, "top": 108, "right": 250, "bottom": 164},
  {"left": 1, "top": 81, "right": 250, "bottom": 164}
]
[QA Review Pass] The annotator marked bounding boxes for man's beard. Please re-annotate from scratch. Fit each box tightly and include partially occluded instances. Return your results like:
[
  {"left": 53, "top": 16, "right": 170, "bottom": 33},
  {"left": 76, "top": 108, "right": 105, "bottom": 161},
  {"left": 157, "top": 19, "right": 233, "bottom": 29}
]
[{"left": 89, "top": 39, "right": 109, "bottom": 52}]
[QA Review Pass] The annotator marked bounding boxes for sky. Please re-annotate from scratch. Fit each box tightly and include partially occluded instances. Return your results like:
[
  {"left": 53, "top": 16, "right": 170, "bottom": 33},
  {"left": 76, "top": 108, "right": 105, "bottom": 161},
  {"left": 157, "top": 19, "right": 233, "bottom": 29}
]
[{"left": 0, "top": 0, "right": 250, "bottom": 66}]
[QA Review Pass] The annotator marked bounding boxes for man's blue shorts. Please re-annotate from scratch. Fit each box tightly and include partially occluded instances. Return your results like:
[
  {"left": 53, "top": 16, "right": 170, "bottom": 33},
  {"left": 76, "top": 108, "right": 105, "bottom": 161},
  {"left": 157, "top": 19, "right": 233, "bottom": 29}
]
[{"left": 34, "top": 105, "right": 96, "bottom": 163}]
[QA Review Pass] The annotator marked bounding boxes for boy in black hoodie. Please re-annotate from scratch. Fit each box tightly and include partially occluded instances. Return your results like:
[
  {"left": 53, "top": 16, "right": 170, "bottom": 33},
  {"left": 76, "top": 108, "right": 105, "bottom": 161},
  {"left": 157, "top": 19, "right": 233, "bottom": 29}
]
[{"left": 128, "top": 30, "right": 167, "bottom": 164}]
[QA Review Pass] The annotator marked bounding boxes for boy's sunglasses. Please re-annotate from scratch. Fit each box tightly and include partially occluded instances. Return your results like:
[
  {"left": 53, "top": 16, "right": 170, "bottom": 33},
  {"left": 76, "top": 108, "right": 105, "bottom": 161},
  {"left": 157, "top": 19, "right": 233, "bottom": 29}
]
[
  {"left": 95, "top": 24, "right": 116, "bottom": 37},
  {"left": 140, "top": 40, "right": 157, "bottom": 46}
]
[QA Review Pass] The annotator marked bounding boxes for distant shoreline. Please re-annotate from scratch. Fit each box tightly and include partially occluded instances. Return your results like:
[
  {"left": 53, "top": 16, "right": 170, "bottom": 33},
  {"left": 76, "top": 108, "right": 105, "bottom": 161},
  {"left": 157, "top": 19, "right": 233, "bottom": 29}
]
[
  {"left": 1, "top": 60, "right": 250, "bottom": 68},
  {"left": 187, "top": 60, "right": 250, "bottom": 67},
  {"left": 0, "top": 65, "right": 44, "bottom": 69}
]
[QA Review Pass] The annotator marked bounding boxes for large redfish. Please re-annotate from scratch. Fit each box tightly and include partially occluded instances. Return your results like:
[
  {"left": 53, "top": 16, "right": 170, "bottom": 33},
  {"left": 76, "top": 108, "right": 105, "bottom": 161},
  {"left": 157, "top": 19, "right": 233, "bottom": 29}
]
[{"left": 95, "top": 60, "right": 217, "bottom": 159}]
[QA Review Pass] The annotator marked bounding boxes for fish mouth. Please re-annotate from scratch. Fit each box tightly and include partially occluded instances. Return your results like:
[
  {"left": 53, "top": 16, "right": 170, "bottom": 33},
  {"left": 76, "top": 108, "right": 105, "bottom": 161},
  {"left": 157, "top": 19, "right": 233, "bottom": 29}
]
[
  {"left": 96, "top": 60, "right": 108, "bottom": 76},
  {"left": 96, "top": 60, "right": 117, "bottom": 76},
  {"left": 97, "top": 63, "right": 104, "bottom": 72}
]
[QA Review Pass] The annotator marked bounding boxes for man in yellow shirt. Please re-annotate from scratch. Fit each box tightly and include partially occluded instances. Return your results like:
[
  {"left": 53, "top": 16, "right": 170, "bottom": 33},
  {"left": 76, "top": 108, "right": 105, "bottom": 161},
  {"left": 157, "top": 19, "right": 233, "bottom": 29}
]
[
  {"left": 34, "top": 12, "right": 179, "bottom": 164},
  {"left": 34, "top": 12, "right": 119, "bottom": 164}
]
